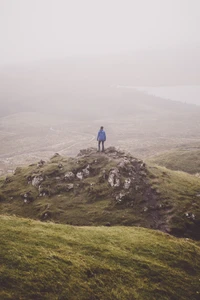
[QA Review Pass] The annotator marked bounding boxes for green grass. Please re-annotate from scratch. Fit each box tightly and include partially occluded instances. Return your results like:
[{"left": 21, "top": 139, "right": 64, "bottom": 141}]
[
  {"left": 147, "top": 164, "right": 200, "bottom": 239},
  {"left": 148, "top": 149, "right": 200, "bottom": 174},
  {"left": 0, "top": 150, "right": 200, "bottom": 239},
  {"left": 0, "top": 215, "right": 200, "bottom": 300}
]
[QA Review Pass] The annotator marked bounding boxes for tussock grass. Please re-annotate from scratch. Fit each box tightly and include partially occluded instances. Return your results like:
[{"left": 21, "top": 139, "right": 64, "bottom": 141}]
[
  {"left": 0, "top": 215, "right": 200, "bottom": 300},
  {"left": 148, "top": 164, "right": 200, "bottom": 238},
  {"left": 148, "top": 149, "right": 200, "bottom": 174}
]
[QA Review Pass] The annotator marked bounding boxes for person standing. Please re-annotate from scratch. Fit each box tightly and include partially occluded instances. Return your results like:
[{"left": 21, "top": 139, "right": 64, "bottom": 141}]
[{"left": 97, "top": 126, "right": 106, "bottom": 152}]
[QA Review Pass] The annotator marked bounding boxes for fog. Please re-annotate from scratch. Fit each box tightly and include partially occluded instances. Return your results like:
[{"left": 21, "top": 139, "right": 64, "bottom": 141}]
[
  {"left": 0, "top": 0, "right": 200, "bottom": 64},
  {"left": 1, "top": 0, "right": 200, "bottom": 174}
]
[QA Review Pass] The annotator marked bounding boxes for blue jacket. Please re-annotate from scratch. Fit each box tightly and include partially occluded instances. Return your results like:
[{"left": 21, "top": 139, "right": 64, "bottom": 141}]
[{"left": 97, "top": 130, "right": 106, "bottom": 141}]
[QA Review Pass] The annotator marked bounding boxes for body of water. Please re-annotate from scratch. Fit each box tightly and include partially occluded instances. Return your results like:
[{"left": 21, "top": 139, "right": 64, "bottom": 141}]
[{"left": 117, "top": 85, "right": 200, "bottom": 106}]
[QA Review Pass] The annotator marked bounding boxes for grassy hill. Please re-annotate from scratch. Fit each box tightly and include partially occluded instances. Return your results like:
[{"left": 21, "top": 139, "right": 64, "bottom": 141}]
[
  {"left": 148, "top": 148, "right": 200, "bottom": 174},
  {"left": 0, "top": 215, "right": 200, "bottom": 300},
  {"left": 0, "top": 148, "right": 200, "bottom": 239}
]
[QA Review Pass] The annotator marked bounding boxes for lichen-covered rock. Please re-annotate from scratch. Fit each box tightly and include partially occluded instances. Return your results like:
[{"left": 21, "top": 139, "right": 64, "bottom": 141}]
[
  {"left": 37, "top": 160, "right": 45, "bottom": 167},
  {"left": 76, "top": 172, "right": 83, "bottom": 180},
  {"left": 124, "top": 178, "right": 131, "bottom": 189},
  {"left": 98, "top": 169, "right": 107, "bottom": 183},
  {"left": 66, "top": 183, "right": 74, "bottom": 191},
  {"left": 64, "top": 172, "right": 75, "bottom": 181},
  {"left": 108, "top": 168, "right": 120, "bottom": 187},
  {"left": 77, "top": 148, "right": 96, "bottom": 157},
  {"left": 116, "top": 191, "right": 126, "bottom": 203},
  {"left": 82, "top": 165, "right": 90, "bottom": 177},
  {"left": 52, "top": 153, "right": 60, "bottom": 158},
  {"left": 32, "top": 175, "right": 43, "bottom": 187}
]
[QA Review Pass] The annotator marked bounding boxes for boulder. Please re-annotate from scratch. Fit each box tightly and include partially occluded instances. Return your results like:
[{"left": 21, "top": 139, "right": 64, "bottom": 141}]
[
  {"left": 108, "top": 168, "right": 120, "bottom": 187},
  {"left": 64, "top": 172, "right": 75, "bottom": 181},
  {"left": 32, "top": 175, "right": 43, "bottom": 187},
  {"left": 66, "top": 183, "right": 74, "bottom": 191},
  {"left": 124, "top": 178, "right": 131, "bottom": 189},
  {"left": 116, "top": 191, "right": 126, "bottom": 203},
  {"left": 76, "top": 172, "right": 83, "bottom": 180},
  {"left": 82, "top": 165, "right": 90, "bottom": 177},
  {"left": 37, "top": 160, "right": 45, "bottom": 167}
]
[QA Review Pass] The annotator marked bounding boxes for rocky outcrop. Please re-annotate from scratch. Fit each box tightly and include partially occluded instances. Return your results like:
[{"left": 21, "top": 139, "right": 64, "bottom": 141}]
[
  {"left": 64, "top": 172, "right": 75, "bottom": 181},
  {"left": 2, "top": 146, "right": 199, "bottom": 239},
  {"left": 32, "top": 175, "right": 43, "bottom": 187},
  {"left": 108, "top": 168, "right": 120, "bottom": 187}
]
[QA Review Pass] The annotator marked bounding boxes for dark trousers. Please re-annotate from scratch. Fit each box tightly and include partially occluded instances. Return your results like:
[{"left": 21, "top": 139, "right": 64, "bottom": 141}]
[{"left": 98, "top": 140, "right": 105, "bottom": 152}]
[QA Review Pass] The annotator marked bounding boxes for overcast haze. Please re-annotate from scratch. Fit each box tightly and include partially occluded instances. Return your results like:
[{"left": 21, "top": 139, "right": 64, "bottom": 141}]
[{"left": 0, "top": 0, "right": 200, "bottom": 65}]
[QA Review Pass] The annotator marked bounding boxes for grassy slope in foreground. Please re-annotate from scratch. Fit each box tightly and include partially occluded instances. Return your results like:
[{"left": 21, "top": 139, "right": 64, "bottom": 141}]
[
  {"left": 148, "top": 164, "right": 200, "bottom": 239},
  {"left": 0, "top": 215, "right": 200, "bottom": 300},
  {"left": 147, "top": 149, "right": 200, "bottom": 174}
]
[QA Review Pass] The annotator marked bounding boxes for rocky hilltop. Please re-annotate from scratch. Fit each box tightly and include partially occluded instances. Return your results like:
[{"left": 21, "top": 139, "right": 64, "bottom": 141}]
[{"left": 0, "top": 147, "right": 200, "bottom": 239}]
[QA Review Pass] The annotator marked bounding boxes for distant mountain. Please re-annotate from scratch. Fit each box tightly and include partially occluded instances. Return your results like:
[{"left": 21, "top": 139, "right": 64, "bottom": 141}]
[
  {"left": 1, "top": 147, "right": 200, "bottom": 240},
  {"left": 0, "top": 46, "right": 200, "bottom": 118}
]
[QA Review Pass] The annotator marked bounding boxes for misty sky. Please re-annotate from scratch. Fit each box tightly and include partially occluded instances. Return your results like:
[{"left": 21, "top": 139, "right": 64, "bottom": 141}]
[{"left": 0, "top": 0, "right": 200, "bottom": 65}]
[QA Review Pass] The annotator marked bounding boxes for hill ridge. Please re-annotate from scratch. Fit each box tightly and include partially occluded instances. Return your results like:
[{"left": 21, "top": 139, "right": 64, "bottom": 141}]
[{"left": 0, "top": 147, "right": 200, "bottom": 239}]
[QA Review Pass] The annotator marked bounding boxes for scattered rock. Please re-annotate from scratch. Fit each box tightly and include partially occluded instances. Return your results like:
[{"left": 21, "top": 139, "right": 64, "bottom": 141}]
[
  {"left": 43, "top": 212, "right": 48, "bottom": 219},
  {"left": 184, "top": 212, "right": 195, "bottom": 220},
  {"left": 32, "top": 175, "right": 43, "bottom": 187},
  {"left": 66, "top": 183, "right": 74, "bottom": 191},
  {"left": 140, "top": 170, "right": 147, "bottom": 176},
  {"left": 64, "top": 172, "right": 75, "bottom": 181},
  {"left": 37, "top": 160, "right": 45, "bottom": 167},
  {"left": 14, "top": 167, "right": 22, "bottom": 175},
  {"left": 124, "top": 178, "right": 131, "bottom": 189},
  {"left": 77, "top": 148, "right": 95, "bottom": 157},
  {"left": 105, "top": 222, "right": 111, "bottom": 227},
  {"left": 116, "top": 191, "right": 126, "bottom": 203},
  {"left": 52, "top": 153, "right": 60, "bottom": 158},
  {"left": 108, "top": 168, "right": 120, "bottom": 187},
  {"left": 5, "top": 177, "right": 11, "bottom": 183},
  {"left": 76, "top": 172, "right": 83, "bottom": 180},
  {"left": 27, "top": 176, "right": 32, "bottom": 184},
  {"left": 82, "top": 165, "right": 90, "bottom": 177}
]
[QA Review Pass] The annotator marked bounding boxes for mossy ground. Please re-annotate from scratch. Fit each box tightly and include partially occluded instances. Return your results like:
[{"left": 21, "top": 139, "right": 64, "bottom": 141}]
[
  {"left": 0, "top": 150, "right": 200, "bottom": 239},
  {"left": 147, "top": 149, "right": 200, "bottom": 174},
  {"left": 0, "top": 215, "right": 200, "bottom": 300},
  {"left": 147, "top": 164, "right": 200, "bottom": 239}
]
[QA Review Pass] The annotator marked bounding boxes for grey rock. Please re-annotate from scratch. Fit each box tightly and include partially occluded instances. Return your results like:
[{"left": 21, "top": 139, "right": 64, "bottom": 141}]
[
  {"left": 108, "top": 168, "right": 120, "bottom": 187},
  {"left": 64, "top": 172, "right": 75, "bottom": 181},
  {"left": 116, "top": 191, "right": 126, "bottom": 203},
  {"left": 32, "top": 175, "right": 43, "bottom": 187},
  {"left": 82, "top": 165, "right": 90, "bottom": 177},
  {"left": 76, "top": 172, "right": 83, "bottom": 180},
  {"left": 124, "top": 178, "right": 131, "bottom": 189},
  {"left": 66, "top": 183, "right": 74, "bottom": 191}
]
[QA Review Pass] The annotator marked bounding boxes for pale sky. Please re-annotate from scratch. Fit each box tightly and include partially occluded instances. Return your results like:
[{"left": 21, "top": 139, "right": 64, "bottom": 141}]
[{"left": 0, "top": 0, "right": 199, "bottom": 64}]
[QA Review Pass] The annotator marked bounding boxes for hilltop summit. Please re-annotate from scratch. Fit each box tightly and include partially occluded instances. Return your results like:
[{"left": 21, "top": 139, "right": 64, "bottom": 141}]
[{"left": 0, "top": 147, "right": 200, "bottom": 239}]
